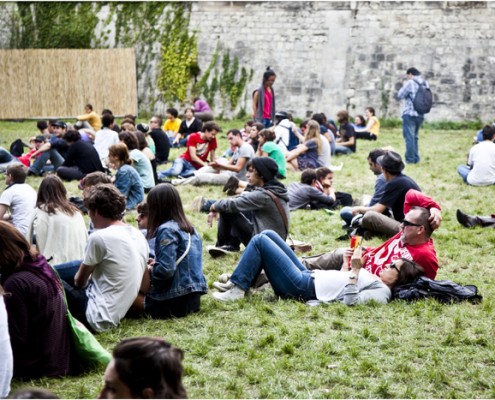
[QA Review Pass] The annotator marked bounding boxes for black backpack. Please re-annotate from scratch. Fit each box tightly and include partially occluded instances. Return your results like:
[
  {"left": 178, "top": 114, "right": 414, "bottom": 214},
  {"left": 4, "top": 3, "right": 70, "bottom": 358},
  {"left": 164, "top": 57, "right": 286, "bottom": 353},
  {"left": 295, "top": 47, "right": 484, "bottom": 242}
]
[
  {"left": 412, "top": 78, "right": 433, "bottom": 114},
  {"left": 393, "top": 276, "right": 482, "bottom": 304},
  {"left": 9, "top": 138, "right": 26, "bottom": 157}
]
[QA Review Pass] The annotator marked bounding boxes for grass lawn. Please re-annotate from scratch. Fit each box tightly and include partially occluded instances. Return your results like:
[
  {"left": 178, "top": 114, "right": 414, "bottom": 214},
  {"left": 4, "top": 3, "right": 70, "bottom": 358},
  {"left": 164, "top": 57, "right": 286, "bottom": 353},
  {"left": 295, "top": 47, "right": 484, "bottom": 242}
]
[{"left": 1, "top": 119, "right": 495, "bottom": 398}]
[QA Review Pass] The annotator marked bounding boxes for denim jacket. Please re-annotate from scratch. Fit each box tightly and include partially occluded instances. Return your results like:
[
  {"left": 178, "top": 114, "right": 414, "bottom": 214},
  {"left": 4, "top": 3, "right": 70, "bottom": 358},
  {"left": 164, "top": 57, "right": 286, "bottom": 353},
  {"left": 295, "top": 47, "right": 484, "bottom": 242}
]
[
  {"left": 147, "top": 221, "right": 207, "bottom": 301},
  {"left": 115, "top": 164, "right": 144, "bottom": 210}
]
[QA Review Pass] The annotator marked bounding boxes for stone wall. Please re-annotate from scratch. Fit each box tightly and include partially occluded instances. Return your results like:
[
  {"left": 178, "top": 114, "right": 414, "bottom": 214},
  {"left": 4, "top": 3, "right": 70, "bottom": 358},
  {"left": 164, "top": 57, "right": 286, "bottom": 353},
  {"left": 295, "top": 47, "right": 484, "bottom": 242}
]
[
  {"left": 189, "top": 1, "right": 495, "bottom": 121},
  {"left": 2, "top": 2, "right": 495, "bottom": 121}
]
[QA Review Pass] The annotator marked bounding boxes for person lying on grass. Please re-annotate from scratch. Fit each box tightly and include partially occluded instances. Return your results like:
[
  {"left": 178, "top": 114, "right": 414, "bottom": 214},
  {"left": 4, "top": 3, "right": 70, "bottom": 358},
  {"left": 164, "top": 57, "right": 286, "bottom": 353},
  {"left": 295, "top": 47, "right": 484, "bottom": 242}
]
[{"left": 212, "top": 229, "right": 424, "bottom": 304}]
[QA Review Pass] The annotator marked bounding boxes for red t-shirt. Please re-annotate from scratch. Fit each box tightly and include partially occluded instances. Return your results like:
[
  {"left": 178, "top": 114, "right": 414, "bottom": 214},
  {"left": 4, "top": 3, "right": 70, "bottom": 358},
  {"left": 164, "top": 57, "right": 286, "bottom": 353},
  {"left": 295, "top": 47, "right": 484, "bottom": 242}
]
[
  {"left": 17, "top": 149, "right": 37, "bottom": 167},
  {"left": 363, "top": 189, "right": 441, "bottom": 279},
  {"left": 181, "top": 132, "right": 217, "bottom": 169},
  {"left": 363, "top": 234, "right": 438, "bottom": 279}
]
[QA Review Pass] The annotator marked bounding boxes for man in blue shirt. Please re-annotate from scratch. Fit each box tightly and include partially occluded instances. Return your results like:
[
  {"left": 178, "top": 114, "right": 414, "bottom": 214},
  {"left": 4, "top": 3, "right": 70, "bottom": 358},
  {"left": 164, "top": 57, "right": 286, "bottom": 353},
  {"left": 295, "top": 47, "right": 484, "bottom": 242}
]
[{"left": 396, "top": 67, "right": 429, "bottom": 164}]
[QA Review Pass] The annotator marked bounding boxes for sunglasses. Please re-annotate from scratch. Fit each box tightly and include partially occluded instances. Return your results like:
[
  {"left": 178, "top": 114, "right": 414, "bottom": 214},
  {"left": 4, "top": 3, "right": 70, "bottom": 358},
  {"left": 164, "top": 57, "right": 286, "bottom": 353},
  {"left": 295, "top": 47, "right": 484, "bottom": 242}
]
[
  {"left": 402, "top": 219, "right": 422, "bottom": 227},
  {"left": 387, "top": 262, "right": 400, "bottom": 273}
]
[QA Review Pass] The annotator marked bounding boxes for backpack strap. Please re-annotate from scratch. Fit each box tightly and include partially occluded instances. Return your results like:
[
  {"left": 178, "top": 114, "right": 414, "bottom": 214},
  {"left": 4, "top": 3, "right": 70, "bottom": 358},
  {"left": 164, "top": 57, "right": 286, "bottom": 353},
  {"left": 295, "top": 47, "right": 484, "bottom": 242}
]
[{"left": 261, "top": 188, "right": 289, "bottom": 235}]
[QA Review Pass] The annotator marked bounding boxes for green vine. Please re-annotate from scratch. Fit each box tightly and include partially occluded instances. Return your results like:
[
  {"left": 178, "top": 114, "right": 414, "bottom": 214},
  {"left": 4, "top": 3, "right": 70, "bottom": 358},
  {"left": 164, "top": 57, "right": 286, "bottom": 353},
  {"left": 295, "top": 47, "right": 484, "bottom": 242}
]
[
  {"left": 10, "top": 2, "right": 99, "bottom": 49},
  {"left": 195, "top": 45, "right": 254, "bottom": 112},
  {"left": 157, "top": 4, "right": 198, "bottom": 104}
]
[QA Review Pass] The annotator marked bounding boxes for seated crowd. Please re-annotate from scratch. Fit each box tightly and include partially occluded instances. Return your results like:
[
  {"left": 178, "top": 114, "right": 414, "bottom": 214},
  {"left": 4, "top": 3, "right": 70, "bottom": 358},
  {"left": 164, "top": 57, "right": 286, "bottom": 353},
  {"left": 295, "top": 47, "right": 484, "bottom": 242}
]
[{"left": 9, "top": 98, "right": 493, "bottom": 398}]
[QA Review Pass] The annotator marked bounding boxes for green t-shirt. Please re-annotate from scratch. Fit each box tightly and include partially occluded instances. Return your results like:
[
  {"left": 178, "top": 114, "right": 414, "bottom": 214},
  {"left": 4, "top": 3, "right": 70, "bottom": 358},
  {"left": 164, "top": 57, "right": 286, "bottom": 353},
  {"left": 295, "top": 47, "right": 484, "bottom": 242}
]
[{"left": 262, "top": 142, "right": 286, "bottom": 178}]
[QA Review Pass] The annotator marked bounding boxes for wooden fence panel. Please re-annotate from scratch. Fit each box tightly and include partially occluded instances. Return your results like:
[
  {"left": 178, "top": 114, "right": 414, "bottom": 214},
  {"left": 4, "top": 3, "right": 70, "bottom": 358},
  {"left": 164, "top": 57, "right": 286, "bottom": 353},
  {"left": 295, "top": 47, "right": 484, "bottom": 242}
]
[{"left": 0, "top": 49, "right": 137, "bottom": 119}]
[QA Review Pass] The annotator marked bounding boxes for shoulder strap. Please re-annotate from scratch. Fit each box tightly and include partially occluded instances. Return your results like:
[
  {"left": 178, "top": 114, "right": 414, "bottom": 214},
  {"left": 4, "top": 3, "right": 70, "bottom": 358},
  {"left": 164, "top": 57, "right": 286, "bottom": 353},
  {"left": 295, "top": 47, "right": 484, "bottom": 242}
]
[
  {"left": 176, "top": 233, "right": 192, "bottom": 265},
  {"left": 262, "top": 188, "right": 289, "bottom": 234}
]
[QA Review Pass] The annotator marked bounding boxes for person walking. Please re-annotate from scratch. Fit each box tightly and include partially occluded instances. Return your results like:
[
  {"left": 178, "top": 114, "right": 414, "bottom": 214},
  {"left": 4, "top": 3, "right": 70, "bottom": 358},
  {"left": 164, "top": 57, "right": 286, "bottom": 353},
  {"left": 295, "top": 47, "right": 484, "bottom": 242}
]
[{"left": 396, "top": 67, "right": 429, "bottom": 164}]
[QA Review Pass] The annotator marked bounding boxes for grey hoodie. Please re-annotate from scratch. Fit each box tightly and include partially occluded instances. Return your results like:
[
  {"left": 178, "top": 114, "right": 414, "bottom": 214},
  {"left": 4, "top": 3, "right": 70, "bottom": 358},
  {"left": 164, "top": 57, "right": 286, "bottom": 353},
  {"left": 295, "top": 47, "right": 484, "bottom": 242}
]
[{"left": 213, "top": 182, "right": 290, "bottom": 239}]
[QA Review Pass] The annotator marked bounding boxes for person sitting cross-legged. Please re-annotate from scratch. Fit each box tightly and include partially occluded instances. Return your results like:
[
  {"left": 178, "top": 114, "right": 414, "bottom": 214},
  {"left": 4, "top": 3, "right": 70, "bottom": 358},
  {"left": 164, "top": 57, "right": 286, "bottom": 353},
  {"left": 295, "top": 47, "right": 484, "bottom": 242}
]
[
  {"left": 172, "top": 128, "right": 254, "bottom": 187},
  {"left": 158, "top": 121, "right": 220, "bottom": 180},
  {"left": 56, "top": 184, "right": 148, "bottom": 332},
  {"left": 457, "top": 125, "right": 495, "bottom": 186},
  {"left": 212, "top": 229, "right": 424, "bottom": 304}
]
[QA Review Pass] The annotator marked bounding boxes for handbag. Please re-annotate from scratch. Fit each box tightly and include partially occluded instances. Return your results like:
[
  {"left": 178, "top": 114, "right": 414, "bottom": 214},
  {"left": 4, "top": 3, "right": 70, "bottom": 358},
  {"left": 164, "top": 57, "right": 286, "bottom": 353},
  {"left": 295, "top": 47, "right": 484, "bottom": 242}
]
[
  {"left": 262, "top": 188, "right": 313, "bottom": 253},
  {"left": 52, "top": 267, "right": 111, "bottom": 368}
]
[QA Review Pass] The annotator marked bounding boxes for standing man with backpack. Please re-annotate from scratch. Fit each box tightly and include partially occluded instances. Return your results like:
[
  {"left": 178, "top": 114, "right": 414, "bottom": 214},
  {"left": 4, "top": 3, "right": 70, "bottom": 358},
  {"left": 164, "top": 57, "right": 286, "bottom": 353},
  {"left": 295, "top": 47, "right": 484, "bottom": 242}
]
[{"left": 396, "top": 67, "right": 432, "bottom": 164}]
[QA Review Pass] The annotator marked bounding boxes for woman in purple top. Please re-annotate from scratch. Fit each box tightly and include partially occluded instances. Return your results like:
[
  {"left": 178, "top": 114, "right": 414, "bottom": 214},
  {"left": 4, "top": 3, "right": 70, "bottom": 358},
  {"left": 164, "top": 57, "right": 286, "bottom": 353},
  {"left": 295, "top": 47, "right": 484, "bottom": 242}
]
[
  {"left": 0, "top": 221, "right": 74, "bottom": 379},
  {"left": 286, "top": 120, "right": 323, "bottom": 171},
  {"left": 193, "top": 97, "right": 213, "bottom": 123}
]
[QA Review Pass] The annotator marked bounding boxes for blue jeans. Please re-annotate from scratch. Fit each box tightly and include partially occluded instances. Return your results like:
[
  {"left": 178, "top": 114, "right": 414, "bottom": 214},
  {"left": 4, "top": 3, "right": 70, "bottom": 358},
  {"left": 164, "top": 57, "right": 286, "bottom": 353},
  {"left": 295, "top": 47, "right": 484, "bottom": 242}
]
[
  {"left": 402, "top": 114, "right": 424, "bottom": 164},
  {"left": 0, "top": 148, "right": 14, "bottom": 163},
  {"left": 53, "top": 260, "right": 81, "bottom": 287},
  {"left": 340, "top": 206, "right": 353, "bottom": 226},
  {"left": 29, "top": 149, "right": 64, "bottom": 175},
  {"left": 457, "top": 164, "right": 470, "bottom": 183},
  {"left": 230, "top": 230, "right": 317, "bottom": 301},
  {"left": 158, "top": 158, "right": 196, "bottom": 179},
  {"left": 261, "top": 118, "right": 273, "bottom": 128},
  {"left": 334, "top": 145, "right": 353, "bottom": 155}
]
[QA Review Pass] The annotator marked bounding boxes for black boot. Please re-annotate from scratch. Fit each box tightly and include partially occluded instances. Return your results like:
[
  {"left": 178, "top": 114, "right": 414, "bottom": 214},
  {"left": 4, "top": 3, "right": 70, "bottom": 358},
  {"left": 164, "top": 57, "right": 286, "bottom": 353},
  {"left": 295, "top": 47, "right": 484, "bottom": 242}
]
[{"left": 456, "top": 209, "right": 480, "bottom": 228}]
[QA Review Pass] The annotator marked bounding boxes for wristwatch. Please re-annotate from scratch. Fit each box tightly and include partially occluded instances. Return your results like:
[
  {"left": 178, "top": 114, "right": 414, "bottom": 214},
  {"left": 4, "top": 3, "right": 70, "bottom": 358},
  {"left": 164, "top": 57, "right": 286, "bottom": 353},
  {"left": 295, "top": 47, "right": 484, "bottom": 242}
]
[{"left": 349, "top": 273, "right": 357, "bottom": 280}]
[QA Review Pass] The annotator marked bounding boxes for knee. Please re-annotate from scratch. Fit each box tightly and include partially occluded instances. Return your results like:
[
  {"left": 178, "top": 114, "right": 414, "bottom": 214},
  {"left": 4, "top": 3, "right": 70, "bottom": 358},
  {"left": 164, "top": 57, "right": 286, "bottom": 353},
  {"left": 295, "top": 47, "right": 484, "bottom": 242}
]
[{"left": 361, "top": 211, "right": 380, "bottom": 227}]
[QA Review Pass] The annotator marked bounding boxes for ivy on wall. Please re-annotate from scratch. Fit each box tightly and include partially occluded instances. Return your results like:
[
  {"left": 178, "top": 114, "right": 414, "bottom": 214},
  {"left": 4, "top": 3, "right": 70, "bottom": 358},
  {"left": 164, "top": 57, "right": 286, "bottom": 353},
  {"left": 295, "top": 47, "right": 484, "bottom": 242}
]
[
  {"left": 10, "top": 2, "right": 99, "bottom": 49},
  {"left": 195, "top": 45, "right": 253, "bottom": 114},
  {"left": 157, "top": 5, "right": 198, "bottom": 105}
]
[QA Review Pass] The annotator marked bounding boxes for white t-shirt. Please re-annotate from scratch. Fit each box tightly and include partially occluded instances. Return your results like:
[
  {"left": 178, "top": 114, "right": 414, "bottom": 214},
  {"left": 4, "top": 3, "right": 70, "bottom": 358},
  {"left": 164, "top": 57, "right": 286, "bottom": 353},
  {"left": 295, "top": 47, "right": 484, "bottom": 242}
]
[
  {"left": 84, "top": 224, "right": 148, "bottom": 332},
  {"left": 318, "top": 137, "right": 331, "bottom": 167},
  {"left": 467, "top": 140, "right": 495, "bottom": 186},
  {"left": 94, "top": 128, "right": 119, "bottom": 160},
  {"left": 232, "top": 142, "right": 255, "bottom": 180},
  {"left": 313, "top": 268, "right": 381, "bottom": 302},
  {"left": 0, "top": 183, "right": 37, "bottom": 236}
]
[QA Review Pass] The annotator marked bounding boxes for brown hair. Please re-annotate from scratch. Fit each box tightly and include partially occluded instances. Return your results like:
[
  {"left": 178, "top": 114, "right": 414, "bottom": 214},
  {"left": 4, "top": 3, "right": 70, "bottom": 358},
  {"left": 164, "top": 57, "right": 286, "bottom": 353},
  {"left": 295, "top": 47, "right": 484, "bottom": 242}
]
[
  {"left": 119, "top": 131, "right": 139, "bottom": 150},
  {"left": 258, "top": 128, "right": 276, "bottom": 142},
  {"left": 6, "top": 163, "right": 28, "bottom": 184},
  {"left": 0, "top": 221, "right": 37, "bottom": 276},
  {"left": 395, "top": 258, "right": 425, "bottom": 288},
  {"left": 84, "top": 184, "right": 126, "bottom": 221},
  {"left": 146, "top": 184, "right": 194, "bottom": 239},
  {"left": 133, "top": 130, "right": 150, "bottom": 151},
  {"left": 109, "top": 143, "right": 132, "bottom": 166},
  {"left": 81, "top": 171, "right": 112, "bottom": 189},
  {"left": 112, "top": 337, "right": 187, "bottom": 399},
  {"left": 37, "top": 175, "right": 78, "bottom": 216}
]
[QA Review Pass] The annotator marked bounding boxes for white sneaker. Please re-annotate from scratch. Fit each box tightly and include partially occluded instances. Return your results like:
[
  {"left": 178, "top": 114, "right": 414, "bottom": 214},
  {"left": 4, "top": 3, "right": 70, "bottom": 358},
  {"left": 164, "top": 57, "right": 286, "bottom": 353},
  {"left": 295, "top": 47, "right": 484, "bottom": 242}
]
[
  {"left": 171, "top": 177, "right": 186, "bottom": 185},
  {"left": 212, "top": 286, "right": 245, "bottom": 301},
  {"left": 213, "top": 280, "right": 235, "bottom": 292}
]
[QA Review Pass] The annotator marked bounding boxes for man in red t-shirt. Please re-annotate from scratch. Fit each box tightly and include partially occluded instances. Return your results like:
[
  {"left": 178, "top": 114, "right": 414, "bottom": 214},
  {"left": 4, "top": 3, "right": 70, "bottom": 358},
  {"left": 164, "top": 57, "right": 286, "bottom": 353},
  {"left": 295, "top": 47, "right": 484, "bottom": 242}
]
[
  {"left": 158, "top": 121, "right": 220, "bottom": 180},
  {"left": 302, "top": 189, "right": 442, "bottom": 279}
]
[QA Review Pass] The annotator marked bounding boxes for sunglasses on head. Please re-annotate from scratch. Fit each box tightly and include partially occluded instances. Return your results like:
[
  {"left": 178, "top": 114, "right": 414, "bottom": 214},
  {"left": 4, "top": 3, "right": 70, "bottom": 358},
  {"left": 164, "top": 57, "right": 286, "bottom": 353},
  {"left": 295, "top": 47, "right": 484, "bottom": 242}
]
[{"left": 402, "top": 219, "right": 422, "bottom": 227}]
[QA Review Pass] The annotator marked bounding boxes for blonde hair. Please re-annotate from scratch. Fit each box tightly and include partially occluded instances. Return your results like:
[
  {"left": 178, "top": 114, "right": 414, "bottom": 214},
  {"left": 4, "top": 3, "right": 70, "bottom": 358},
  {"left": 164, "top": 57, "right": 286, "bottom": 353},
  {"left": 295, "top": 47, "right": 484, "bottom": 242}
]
[{"left": 304, "top": 120, "right": 322, "bottom": 155}]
